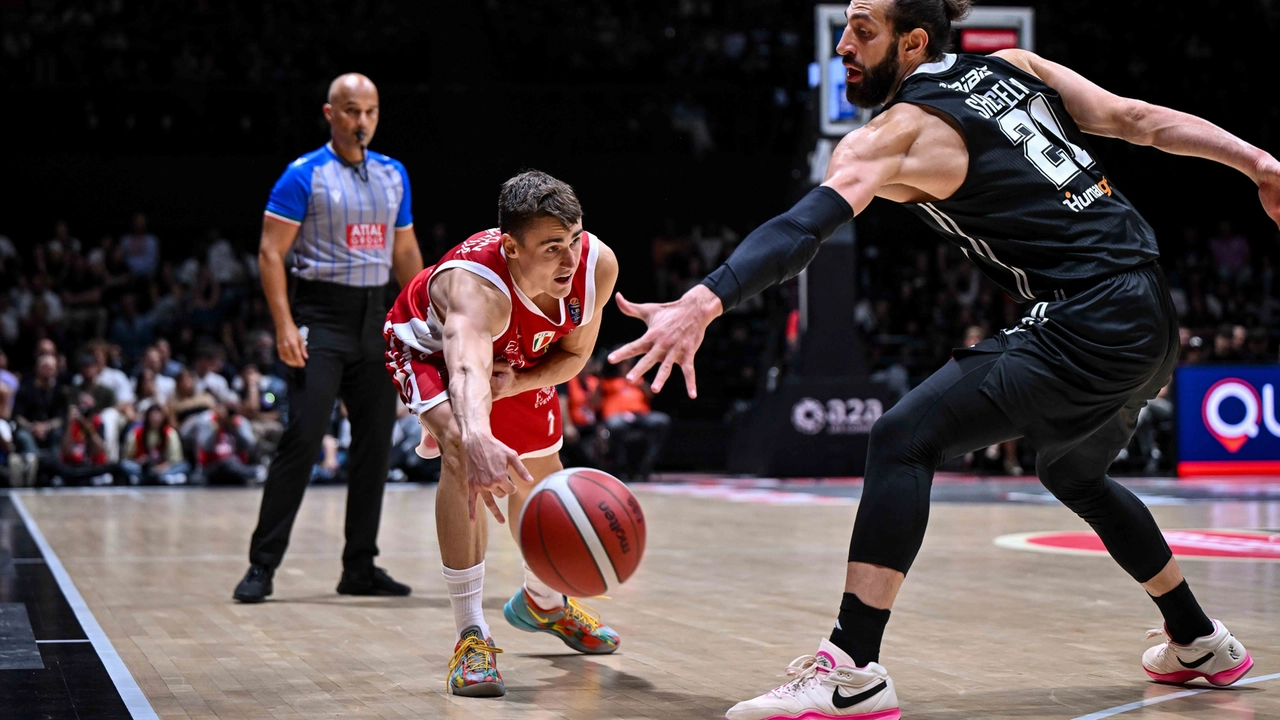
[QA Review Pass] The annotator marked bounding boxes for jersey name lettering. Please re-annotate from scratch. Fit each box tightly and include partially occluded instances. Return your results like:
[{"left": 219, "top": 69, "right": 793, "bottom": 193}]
[{"left": 964, "top": 77, "right": 1031, "bottom": 119}]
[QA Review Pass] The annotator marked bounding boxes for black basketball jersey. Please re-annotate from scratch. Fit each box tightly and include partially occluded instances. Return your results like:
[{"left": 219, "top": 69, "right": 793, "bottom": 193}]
[{"left": 884, "top": 53, "right": 1159, "bottom": 301}]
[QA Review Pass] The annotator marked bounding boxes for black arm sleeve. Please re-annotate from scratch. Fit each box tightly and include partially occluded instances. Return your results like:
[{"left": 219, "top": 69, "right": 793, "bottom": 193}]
[{"left": 700, "top": 186, "right": 854, "bottom": 312}]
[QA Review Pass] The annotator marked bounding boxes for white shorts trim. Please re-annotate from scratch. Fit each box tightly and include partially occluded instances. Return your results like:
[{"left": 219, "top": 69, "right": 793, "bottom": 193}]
[
  {"left": 408, "top": 387, "right": 449, "bottom": 417},
  {"left": 519, "top": 436, "right": 564, "bottom": 460}
]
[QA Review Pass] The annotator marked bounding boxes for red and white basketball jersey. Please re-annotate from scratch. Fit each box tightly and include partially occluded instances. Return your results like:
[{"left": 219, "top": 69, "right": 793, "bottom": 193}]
[{"left": 386, "top": 228, "right": 600, "bottom": 369}]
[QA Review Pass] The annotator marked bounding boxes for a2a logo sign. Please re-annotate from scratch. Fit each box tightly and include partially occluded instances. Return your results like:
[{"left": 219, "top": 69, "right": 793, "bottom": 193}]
[
  {"left": 1201, "top": 378, "right": 1280, "bottom": 452},
  {"left": 791, "top": 398, "right": 884, "bottom": 436}
]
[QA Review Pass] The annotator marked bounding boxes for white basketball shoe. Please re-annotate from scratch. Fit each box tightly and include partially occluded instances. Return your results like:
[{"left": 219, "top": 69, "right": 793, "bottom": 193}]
[
  {"left": 725, "top": 639, "right": 900, "bottom": 720},
  {"left": 1142, "top": 620, "right": 1253, "bottom": 686}
]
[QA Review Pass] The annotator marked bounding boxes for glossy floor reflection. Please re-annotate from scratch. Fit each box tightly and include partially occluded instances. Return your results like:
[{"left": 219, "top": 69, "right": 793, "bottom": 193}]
[{"left": 12, "top": 484, "right": 1280, "bottom": 719}]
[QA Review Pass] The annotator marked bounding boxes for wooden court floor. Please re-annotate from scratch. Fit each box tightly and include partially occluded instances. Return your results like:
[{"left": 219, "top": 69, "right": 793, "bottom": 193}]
[{"left": 15, "top": 484, "right": 1280, "bottom": 720}]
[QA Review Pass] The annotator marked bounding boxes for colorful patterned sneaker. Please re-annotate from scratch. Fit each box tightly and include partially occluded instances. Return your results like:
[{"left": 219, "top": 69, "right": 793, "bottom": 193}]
[
  {"left": 446, "top": 626, "right": 505, "bottom": 697},
  {"left": 503, "top": 589, "right": 620, "bottom": 654},
  {"left": 724, "top": 639, "right": 900, "bottom": 720},
  {"left": 1143, "top": 620, "right": 1253, "bottom": 687}
]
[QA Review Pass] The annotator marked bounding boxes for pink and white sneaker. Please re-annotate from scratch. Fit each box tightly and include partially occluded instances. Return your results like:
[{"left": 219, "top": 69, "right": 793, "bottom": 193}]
[
  {"left": 725, "top": 639, "right": 900, "bottom": 720},
  {"left": 1142, "top": 620, "right": 1252, "bottom": 686}
]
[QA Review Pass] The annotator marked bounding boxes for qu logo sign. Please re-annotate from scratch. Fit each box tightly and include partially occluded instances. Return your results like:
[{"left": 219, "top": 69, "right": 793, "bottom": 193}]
[{"left": 1201, "top": 378, "right": 1280, "bottom": 453}]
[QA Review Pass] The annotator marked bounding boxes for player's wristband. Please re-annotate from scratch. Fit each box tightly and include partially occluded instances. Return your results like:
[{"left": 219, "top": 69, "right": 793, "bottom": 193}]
[{"left": 700, "top": 186, "right": 853, "bottom": 311}]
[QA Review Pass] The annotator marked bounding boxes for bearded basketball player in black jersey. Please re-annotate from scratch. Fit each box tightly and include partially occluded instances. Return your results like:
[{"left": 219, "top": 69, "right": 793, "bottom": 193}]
[{"left": 610, "top": 0, "right": 1280, "bottom": 717}]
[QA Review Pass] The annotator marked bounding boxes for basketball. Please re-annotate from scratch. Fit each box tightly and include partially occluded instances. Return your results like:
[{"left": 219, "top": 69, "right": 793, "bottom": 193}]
[{"left": 518, "top": 468, "right": 646, "bottom": 598}]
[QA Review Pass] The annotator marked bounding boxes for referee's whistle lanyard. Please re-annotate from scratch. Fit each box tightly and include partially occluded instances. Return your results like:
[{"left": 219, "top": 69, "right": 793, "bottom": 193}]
[{"left": 333, "top": 138, "right": 370, "bottom": 182}]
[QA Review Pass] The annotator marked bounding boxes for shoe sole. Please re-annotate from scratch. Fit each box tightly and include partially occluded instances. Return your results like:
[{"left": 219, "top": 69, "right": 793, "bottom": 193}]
[
  {"left": 726, "top": 710, "right": 900, "bottom": 720},
  {"left": 1144, "top": 652, "right": 1254, "bottom": 687},
  {"left": 503, "top": 596, "right": 619, "bottom": 655},
  {"left": 448, "top": 681, "right": 506, "bottom": 698},
  {"left": 233, "top": 594, "right": 267, "bottom": 603}
]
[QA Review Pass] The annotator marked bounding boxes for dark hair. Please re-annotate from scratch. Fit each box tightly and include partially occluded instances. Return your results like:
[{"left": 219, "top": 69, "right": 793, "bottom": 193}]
[
  {"left": 886, "top": 0, "right": 972, "bottom": 60},
  {"left": 498, "top": 170, "right": 582, "bottom": 238}
]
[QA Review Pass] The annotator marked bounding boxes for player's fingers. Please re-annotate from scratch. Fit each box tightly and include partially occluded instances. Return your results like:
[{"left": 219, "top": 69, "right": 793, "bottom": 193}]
[
  {"left": 607, "top": 336, "right": 652, "bottom": 364},
  {"left": 482, "top": 491, "right": 506, "bottom": 524},
  {"left": 681, "top": 354, "right": 698, "bottom": 399},
  {"left": 613, "top": 292, "right": 649, "bottom": 320},
  {"left": 626, "top": 346, "right": 664, "bottom": 383},
  {"left": 507, "top": 453, "right": 535, "bottom": 485},
  {"left": 651, "top": 354, "right": 675, "bottom": 393}
]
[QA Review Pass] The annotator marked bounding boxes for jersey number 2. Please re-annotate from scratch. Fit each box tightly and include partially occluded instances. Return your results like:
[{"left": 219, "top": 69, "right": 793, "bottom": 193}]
[{"left": 997, "top": 93, "right": 1095, "bottom": 188}]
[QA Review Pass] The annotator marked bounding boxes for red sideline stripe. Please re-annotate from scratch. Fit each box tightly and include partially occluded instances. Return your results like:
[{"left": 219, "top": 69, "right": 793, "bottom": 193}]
[{"left": 1178, "top": 460, "right": 1280, "bottom": 477}]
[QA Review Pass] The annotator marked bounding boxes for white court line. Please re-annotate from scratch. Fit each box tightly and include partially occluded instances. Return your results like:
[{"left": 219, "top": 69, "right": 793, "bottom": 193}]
[
  {"left": 11, "top": 493, "right": 160, "bottom": 720},
  {"left": 36, "top": 638, "right": 92, "bottom": 644},
  {"left": 1072, "top": 672, "right": 1280, "bottom": 719}
]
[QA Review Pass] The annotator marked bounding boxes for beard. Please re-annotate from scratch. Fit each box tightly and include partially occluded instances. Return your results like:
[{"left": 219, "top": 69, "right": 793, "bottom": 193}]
[{"left": 844, "top": 45, "right": 902, "bottom": 108}]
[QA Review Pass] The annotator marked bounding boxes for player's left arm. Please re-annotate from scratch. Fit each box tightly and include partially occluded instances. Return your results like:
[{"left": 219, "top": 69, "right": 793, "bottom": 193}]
[
  {"left": 499, "top": 240, "right": 619, "bottom": 398},
  {"left": 996, "top": 49, "right": 1280, "bottom": 228},
  {"left": 391, "top": 227, "right": 425, "bottom": 287}
]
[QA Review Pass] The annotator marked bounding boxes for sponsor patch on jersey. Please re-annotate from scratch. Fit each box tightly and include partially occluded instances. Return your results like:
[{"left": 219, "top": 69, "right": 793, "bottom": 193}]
[
  {"left": 346, "top": 223, "right": 387, "bottom": 250},
  {"left": 938, "top": 64, "right": 992, "bottom": 93},
  {"left": 568, "top": 297, "right": 582, "bottom": 324},
  {"left": 531, "top": 330, "right": 556, "bottom": 354}
]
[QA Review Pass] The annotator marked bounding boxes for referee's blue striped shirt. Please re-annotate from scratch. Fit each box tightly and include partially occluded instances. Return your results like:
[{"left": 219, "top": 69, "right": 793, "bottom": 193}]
[{"left": 264, "top": 143, "right": 413, "bottom": 287}]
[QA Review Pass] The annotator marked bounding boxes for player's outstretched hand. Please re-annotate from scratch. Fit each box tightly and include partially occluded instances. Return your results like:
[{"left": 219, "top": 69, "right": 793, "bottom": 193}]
[
  {"left": 1257, "top": 153, "right": 1280, "bottom": 231},
  {"left": 461, "top": 431, "right": 531, "bottom": 523},
  {"left": 608, "top": 286, "right": 723, "bottom": 398}
]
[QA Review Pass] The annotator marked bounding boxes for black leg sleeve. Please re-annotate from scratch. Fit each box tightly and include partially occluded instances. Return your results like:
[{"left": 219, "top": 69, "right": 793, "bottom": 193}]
[
  {"left": 1036, "top": 403, "right": 1172, "bottom": 583},
  {"left": 249, "top": 347, "right": 345, "bottom": 568},
  {"left": 849, "top": 354, "right": 1020, "bottom": 573}
]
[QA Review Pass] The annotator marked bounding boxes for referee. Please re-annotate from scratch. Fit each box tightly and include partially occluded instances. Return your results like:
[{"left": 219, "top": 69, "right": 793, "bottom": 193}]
[{"left": 234, "top": 73, "right": 424, "bottom": 602}]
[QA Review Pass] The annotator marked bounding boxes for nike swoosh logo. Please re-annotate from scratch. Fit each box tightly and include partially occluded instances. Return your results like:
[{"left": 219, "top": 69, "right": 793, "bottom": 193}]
[
  {"left": 832, "top": 680, "right": 887, "bottom": 709},
  {"left": 1178, "top": 652, "right": 1214, "bottom": 669}
]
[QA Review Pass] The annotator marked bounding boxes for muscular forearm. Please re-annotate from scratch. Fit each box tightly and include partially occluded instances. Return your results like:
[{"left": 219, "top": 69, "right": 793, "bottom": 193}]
[
  {"left": 258, "top": 247, "right": 296, "bottom": 331},
  {"left": 443, "top": 329, "right": 496, "bottom": 441},
  {"left": 1126, "top": 102, "right": 1269, "bottom": 182},
  {"left": 700, "top": 186, "right": 854, "bottom": 311}
]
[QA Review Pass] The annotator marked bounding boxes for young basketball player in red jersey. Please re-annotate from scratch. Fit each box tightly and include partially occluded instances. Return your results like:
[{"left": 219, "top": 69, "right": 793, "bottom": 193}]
[{"left": 384, "top": 170, "right": 619, "bottom": 697}]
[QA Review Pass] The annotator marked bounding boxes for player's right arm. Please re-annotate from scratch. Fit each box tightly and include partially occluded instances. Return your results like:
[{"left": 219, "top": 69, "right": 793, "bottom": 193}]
[
  {"left": 996, "top": 48, "right": 1280, "bottom": 229},
  {"left": 430, "top": 270, "right": 535, "bottom": 522},
  {"left": 258, "top": 217, "right": 308, "bottom": 367}
]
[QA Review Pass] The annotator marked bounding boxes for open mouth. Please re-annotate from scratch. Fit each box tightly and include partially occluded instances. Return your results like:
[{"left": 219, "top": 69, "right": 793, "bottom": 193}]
[
  {"left": 845, "top": 66, "right": 863, "bottom": 82},
  {"left": 553, "top": 275, "right": 572, "bottom": 286}
]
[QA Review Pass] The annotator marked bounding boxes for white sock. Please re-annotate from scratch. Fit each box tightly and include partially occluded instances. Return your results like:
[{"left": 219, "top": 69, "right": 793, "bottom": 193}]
[
  {"left": 442, "top": 562, "right": 489, "bottom": 639},
  {"left": 523, "top": 563, "right": 564, "bottom": 610}
]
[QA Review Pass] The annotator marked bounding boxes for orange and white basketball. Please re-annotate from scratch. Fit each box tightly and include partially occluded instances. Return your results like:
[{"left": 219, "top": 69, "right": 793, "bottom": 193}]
[{"left": 518, "top": 468, "right": 646, "bottom": 597}]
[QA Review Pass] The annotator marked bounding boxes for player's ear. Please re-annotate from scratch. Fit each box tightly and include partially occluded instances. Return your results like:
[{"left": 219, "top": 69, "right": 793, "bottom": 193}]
[
  {"left": 901, "top": 27, "right": 929, "bottom": 62},
  {"left": 501, "top": 232, "right": 521, "bottom": 257},
  {"left": 322, "top": 103, "right": 333, "bottom": 122}
]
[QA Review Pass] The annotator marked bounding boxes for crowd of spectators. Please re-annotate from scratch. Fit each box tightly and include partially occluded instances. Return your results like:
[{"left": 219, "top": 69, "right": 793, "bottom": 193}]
[
  {"left": 561, "top": 355, "right": 672, "bottom": 479},
  {"left": 0, "top": 216, "right": 433, "bottom": 487}
]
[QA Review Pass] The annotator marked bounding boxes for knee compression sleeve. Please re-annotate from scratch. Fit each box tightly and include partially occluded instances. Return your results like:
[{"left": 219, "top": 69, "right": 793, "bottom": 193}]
[{"left": 1038, "top": 469, "right": 1172, "bottom": 582}]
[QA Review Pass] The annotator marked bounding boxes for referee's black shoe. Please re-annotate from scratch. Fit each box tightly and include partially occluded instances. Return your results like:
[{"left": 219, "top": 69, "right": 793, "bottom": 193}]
[
  {"left": 337, "top": 566, "right": 412, "bottom": 596},
  {"left": 233, "top": 564, "right": 274, "bottom": 603}
]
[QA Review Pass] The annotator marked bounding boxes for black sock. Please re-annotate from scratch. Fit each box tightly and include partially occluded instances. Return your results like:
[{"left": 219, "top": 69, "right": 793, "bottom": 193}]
[
  {"left": 829, "top": 592, "right": 891, "bottom": 667},
  {"left": 1149, "top": 580, "right": 1214, "bottom": 644}
]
